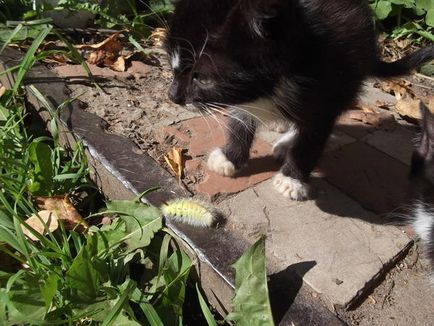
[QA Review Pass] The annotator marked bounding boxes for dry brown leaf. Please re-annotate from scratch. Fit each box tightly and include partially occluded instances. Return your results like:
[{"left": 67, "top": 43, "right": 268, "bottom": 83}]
[
  {"left": 378, "top": 80, "right": 414, "bottom": 100},
  {"left": 77, "top": 32, "right": 124, "bottom": 68},
  {"left": 35, "top": 194, "right": 88, "bottom": 230},
  {"left": 164, "top": 147, "right": 184, "bottom": 182},
  {"left": 150, "top": 28, "right": 167, "bottom": 47},
  {"left": 22, "top": 210, "right": 59, "bottom": 241},
  {"left": 428, "top": 97, "right": 434, "bottom": 114},
  {"left": 367, "top": 295, "right": 377, "bottom": 305},
  {"left": 361, "top": 107, "right": 375, "bottom": 114},
  {"left": 43, "top": 54, "right": 69, "bottom": 65},
  {"left": 0, "top": 85, "right": 6, "bottom": 98},
  {"left": 75, "top": 31, "right": 123, "bottom": 50},
  {"left": 395, "top": 98, "right": 422, "bottom": 121},
  {"left": 111, "top": 56, "right": 126, "bottom": 72}
]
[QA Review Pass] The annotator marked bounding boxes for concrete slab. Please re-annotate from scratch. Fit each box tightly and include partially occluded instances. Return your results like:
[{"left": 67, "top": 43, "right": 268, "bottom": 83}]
[
  {"left": 363, "top": 125, "right": 416, "bottom": 165},
  {"left": 319, "top": 141, "right": 410, "bottom": 214},
  {"left": 218, "top": 178, "right": 412, "bottom": 308}
]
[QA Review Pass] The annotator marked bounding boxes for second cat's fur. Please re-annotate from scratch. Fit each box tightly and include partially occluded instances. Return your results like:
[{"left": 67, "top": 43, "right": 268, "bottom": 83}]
[
  {"left": 165, "top": 0, "right": 434, "bottom": 200},
  {"left": 410, "top": 104, "right": 434, "bottom": 275}
]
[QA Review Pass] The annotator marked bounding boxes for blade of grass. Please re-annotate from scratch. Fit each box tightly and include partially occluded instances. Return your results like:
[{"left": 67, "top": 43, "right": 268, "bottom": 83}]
[
  {"left": 195, "top": 283, "right": 218, "bottom": 326},
  {"left": 101, "top": 279, "right": 136, "bottom": 326},
  {"left": 0, "top": 23, "right": 23, "bottom": 54},
  {"left": 12, "top": 25, "right": 52, "bottom": 93}
]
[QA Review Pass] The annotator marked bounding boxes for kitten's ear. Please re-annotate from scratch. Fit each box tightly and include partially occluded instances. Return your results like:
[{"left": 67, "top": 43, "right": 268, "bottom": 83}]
[
  {"left": 420, "top": 100, "right": 434, "bottom": 143},
  {"left": 415, "top": 101, "right": 434, "bottom": 160},
  {"left": 240, "top": 0, "right": 286, "bottom": 37}
]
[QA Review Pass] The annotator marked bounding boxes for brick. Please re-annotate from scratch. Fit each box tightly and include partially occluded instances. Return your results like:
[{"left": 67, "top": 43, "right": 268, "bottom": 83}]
[{"left": 165, "top": 116, "right": 279, "bottom": 199}]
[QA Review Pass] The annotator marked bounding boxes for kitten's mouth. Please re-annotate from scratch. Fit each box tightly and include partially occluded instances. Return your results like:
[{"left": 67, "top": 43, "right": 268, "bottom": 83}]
[{"left": 186, "top": 102, "right": 201, "bottom": 112}]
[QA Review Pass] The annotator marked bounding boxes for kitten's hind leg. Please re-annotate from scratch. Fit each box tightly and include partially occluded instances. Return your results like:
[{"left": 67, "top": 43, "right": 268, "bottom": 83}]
[{"left": 207, "top": 113, "right": 256, "bottom": 177}]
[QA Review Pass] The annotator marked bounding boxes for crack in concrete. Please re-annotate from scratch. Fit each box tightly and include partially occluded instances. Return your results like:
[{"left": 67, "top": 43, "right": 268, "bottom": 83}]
[{"left": 252, "top": 188, "right": 272, "bottom": 232}]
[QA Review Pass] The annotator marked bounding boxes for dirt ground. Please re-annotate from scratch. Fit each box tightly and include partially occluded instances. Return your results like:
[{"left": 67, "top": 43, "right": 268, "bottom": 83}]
[{"left": 52, "top": 47, "right": 434, "bottom": 325}]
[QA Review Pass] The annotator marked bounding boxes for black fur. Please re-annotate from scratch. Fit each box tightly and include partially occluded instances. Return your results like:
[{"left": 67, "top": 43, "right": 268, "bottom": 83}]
[
  {"left": 411, "top": 104, "right": 434, "bottom": 269},
  {"left": 165, "top": 0, "right": 434, "bottom": 195}
]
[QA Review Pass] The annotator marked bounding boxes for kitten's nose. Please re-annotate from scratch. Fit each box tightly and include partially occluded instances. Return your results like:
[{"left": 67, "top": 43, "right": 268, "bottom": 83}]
[{"left": 168, "top": 81, "right": 186, "bottom": 105}]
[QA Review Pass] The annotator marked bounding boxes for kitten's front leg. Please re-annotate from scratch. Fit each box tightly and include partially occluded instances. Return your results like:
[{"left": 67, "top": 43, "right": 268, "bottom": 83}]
[
  {"left": 207, "top": 113, "right": 256, "bottom": 177},
  {"left": 272, "top": 119, "right": 334, "bottom": 200}
]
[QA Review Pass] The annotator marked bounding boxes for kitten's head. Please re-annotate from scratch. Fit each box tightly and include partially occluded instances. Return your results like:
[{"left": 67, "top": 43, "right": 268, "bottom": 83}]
[
  {"left": 411, "top": 102, "right": 434, "bottom": 199},
  {"left": 164, "top": 0, "right": 293, "bottom": 109}
]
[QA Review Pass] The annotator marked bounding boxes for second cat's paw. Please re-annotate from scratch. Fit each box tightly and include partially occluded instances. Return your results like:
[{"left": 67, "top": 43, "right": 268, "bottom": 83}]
[
  {"left": 207, "top": 148, "right": 236, "bottom": 177},
  {"left": 273, "top": 172, "right": 309, "bottom": 200}
]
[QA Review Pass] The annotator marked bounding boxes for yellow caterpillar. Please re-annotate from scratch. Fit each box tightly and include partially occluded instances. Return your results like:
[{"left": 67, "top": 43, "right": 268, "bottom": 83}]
[{"left": 161, "top": 198, "right": 217, "bottom": 227}]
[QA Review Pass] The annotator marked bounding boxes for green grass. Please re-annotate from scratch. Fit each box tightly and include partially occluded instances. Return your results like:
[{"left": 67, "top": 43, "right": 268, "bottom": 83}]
[
  {"left": 0, "top": 2, "right": 276, "bottom": 324},
  {"left": 370, "top": 0, "right": 434, "bottom": 42},
  {"left": 0, "top": 90, "right": 274, "bottom": 323},
  {"left": 0, "top": 85, "right": 195, "bottom": 323}
]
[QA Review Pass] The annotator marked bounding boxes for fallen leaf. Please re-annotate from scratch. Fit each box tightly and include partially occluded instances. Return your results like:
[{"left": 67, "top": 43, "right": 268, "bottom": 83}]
[
  {"left": 395, "top": 98, "right": 422, "bottom": 122},
  {"left": 368, "top": 295, "right": 377, "bottom": 305},
  {"left": 0, "top": 85, "right": 6, "bottom": 97},
  {"left": 428, "top": 97, "right": 434, "bottom": 114},
  {"left": 377, "top": 80, "right": 414, "bottom": 100},
  {"left": 150, "top": 28, "right": 167, "bottom": 47},
  {"left": 77, "top": 32, "right": 124, "bottom": 68},
  {"left": 75, "top": 31, "right": 123, "bottom": 50},
  {"left": 361, "top": 106, "right": 375, "bottom": 114},
  {"left": 35, "top": 194, "right": 88, "bottom": 230},
  {"left": 21, "top": 210, "right": 59, "bottom": 241},
  {"left": 164, "top": 147, "right": 184, "bottom": 183},
  {"left": 111, "top": 56, "right": 126, "bottom": 72}
]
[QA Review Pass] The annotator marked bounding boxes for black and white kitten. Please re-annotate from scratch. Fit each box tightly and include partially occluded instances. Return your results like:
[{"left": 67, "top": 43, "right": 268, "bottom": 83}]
[
  {"left": 410, "top": 103, "right": 434, "bottom": 274},
  {"left": 164, "top": 0, "right": 434, "bottom": 200}
]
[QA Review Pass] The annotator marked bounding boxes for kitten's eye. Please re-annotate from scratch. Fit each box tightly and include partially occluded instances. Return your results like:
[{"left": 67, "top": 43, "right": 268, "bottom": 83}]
[{"left": 193, "top": 73, "right": 214, "bottom": 86}]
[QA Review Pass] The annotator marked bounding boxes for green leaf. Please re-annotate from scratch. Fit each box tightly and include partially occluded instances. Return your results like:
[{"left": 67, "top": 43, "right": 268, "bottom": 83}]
[
  {"left": 6, "top": 274, "right": 46, "bottom": 324},
  {"left": 372, "top": 0, "right": 393, "bottom": 20},
  {"left": 390, "top": 0, "right": 415, "bottom": 8},
  {"left": 416, "top": 0, "right": 434, "bottom": 11},
  {"left": 66, "top": 235, "right": 100, "bottom": 302},
  {"left": 154, "top": 249, "right": 192, "bottom": 325},
  {"left": 196, "top": 283, "right": 218, "bottom": 326},
  {"left": 426, "top": 9, "right": 434, "bottom": 26},
  {"left": 106, "top": 200, "right": 162, "bottom": 252},
  {"left": 41, "top": 273, "right": 59, "bottom": 309},
  {"left": 227, "top": 236, "right": 275, "bottom": 326},
  {"left": 28, "top": 141, "right": 53, "bottom": 195}
]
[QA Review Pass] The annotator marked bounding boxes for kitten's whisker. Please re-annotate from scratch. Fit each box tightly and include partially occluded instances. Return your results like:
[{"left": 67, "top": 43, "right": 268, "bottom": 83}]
[
  {"left": 208, "top": 102, "right": 267, "bottom": 128},
  {"left": 198, "top": 28, "right": 209, "bottom": 59},
  {"left": 205, "top": 104, "right": 255, "bottom": 134},
  {"left": 203, "top": 105, "right": 246, "bottom": 142},
  {"left": 198, "top": 104, "right": 216, "bottom": 140},
  {"left": 178, "top": 47, "right": 197, "bottom": 62},
  {"left": 169, "top": 36, "right": 197, "bottom": 59},
  {"left": 211, "top": 101, "right": 284, "bottom": 119},
  {"left": 206, "top": 103, "right": 256, "bottom": 131},
  {"left": 137, "top": 0, "right": 169, "bottom": 30}
]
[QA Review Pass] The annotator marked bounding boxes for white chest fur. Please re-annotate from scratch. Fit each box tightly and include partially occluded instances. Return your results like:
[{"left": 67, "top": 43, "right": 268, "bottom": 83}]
[{"left": 413, "top": 204, "right": 434, "bottom": 242}]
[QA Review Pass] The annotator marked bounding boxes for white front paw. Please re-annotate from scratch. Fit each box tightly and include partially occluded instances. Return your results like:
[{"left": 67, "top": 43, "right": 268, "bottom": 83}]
[
  {"left": 273, "top": 172, "right": 309, "bottom": 200},
  {"left": 207, "top": 148, "right": 236, "bottom": 177}
]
